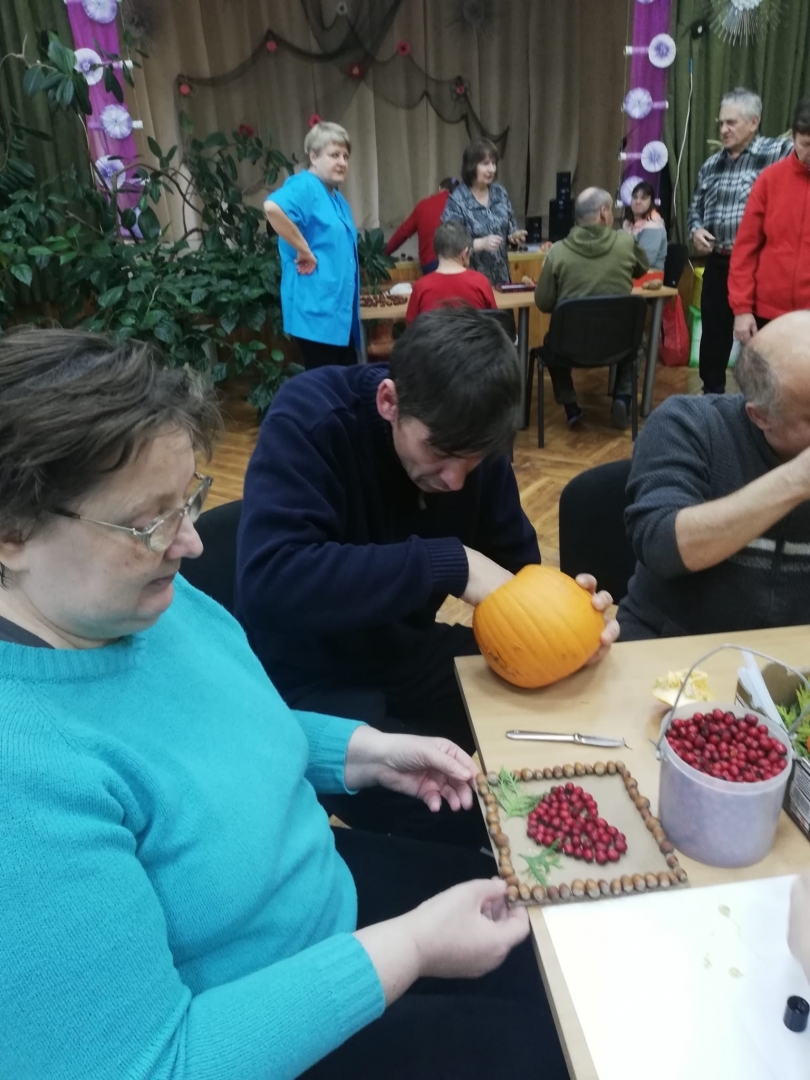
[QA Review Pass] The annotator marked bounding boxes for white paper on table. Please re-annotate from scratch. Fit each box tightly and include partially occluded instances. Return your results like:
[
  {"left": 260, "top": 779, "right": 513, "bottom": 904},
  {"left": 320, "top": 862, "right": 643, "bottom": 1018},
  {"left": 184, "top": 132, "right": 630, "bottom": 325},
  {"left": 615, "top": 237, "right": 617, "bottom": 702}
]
[{"left": 543, "top": 875, "right": 810, "bottom": 1079}]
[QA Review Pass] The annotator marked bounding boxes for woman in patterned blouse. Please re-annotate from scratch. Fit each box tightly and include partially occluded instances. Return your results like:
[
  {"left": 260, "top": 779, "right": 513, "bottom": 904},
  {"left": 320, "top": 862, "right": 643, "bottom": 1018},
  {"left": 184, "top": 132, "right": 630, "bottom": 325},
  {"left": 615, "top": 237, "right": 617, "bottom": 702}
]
[{"left": 441, "top": 138, "right": 526, "bottom": 285}]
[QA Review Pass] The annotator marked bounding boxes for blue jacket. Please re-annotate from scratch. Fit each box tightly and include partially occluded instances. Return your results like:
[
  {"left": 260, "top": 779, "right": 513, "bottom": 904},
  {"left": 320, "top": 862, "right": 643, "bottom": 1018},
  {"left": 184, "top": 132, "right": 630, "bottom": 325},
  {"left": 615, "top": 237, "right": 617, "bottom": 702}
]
[
  {"left": 235, "top": 364, "right": 541, "bottom": 698},
  {"left": 267, "top": 170, "right": 361, "bottom": 347}
]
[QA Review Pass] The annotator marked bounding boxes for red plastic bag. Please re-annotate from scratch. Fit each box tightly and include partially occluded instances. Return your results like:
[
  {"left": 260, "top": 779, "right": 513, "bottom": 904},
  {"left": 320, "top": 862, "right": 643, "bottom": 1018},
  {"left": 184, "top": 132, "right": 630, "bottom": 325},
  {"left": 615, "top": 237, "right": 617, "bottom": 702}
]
[{"left": 659, "top": 295, "right": 689, "bottom": 367}]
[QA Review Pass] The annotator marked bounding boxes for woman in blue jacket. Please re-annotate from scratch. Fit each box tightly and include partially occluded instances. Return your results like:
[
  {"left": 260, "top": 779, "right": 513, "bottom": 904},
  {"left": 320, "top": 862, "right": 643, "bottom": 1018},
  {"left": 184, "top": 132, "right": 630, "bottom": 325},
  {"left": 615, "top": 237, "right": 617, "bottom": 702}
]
[{"left": 265, "top": 122, "right": 361, "bottom": 369}]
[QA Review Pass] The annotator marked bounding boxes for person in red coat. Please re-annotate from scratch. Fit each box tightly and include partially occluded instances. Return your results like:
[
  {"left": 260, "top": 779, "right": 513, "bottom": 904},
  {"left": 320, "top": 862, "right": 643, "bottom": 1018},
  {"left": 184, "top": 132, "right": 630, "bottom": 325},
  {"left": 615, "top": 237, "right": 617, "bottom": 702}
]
[
  {"left": 405, "top": 221, "right": 497, "bottom": 323},
  {"left": 385, "top": 178, "right": 459, "bottom": 273},
  {"left": 729, "top": 98, "right": 810, "bottom": 343}
]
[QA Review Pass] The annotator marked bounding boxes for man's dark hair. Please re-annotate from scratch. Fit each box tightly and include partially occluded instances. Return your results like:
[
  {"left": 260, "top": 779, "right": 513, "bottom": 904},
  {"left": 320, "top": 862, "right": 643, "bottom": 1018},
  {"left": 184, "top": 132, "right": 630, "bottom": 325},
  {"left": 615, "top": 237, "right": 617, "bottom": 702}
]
[
  {"left": 388, "top": 307, "right": 520, "bottom": 457},
  {"left": 0, "top": 326, "right": 222, "bottom": 542},
  {"left": 439, "top": 177, "right": 460, "bottom": 192},
  {"left": 433, "top": 220, "right": 473, "bottom": 260},
  {"left": 461, "top": 139, "right": 499, "bottom": 188},
  {"left": 792, "top": 97, "right": 810, "bottom": 137}
]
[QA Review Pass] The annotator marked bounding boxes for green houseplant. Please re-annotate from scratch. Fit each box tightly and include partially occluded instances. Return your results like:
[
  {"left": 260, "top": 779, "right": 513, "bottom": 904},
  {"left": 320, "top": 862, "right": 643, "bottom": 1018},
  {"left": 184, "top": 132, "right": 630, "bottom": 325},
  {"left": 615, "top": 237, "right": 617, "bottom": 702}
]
[{"left": 1, "top": 31, "right": 301, "bottom": 413}]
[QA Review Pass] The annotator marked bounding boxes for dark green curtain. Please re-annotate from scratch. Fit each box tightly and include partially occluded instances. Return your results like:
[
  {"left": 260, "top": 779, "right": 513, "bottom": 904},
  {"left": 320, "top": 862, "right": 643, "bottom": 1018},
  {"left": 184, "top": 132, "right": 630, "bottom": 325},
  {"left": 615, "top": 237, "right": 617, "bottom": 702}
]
[
  {"left": 0, "top": 0, "right": 91, "bottom": 189},
  {"left": 664, "top": 1, "right": 810, "bottom": 240}
]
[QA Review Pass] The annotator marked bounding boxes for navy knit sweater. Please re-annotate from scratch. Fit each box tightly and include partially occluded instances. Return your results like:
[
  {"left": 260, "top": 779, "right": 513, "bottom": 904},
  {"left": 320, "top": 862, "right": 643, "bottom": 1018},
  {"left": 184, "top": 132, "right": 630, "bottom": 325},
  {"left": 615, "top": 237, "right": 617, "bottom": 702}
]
[
  {"left": 618, "top": 394, "right": 810, "bottom": 639},
  {"left": 235, "top": 364, "right": 540, "bottom": 697}
]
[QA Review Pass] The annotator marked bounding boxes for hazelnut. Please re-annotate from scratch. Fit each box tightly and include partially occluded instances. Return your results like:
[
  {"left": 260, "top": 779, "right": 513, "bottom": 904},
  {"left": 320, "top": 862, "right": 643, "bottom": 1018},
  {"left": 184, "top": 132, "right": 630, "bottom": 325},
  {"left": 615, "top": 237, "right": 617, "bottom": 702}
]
[
  {"left": 532, "top": 885, "right": 547, "bottom": 903},
  {"left": 547, "top": 885, "right": 560, "bottom": 902},
  {"left": 606, "top": 761, "right": 617, "bottom": 774},
  {"left": 475, "top": 772, "right": 487, "bottom": 785},
  {"left": 584, "top": 763, "right": 594, "bottom": 775},
  {"left": 645, "top": 872, "right": 659, "bottom": 889},
  {"left": 652, "top": 827, "right": 666, "bottom": 844},
  {"left": 483, "top": 793, "right": 496, "bottom": 806},
  {"left": 610, "top": 878, "right": 622, "bottom": 896},
  {"left": 506, "top": 874, "right": 519, "bottom": 887},
  {"left": 507, "top": 885, "right": 519, "bottom": 903},
  {"left": 574, "top": 762, "right": 585, "bottom": 776},
  {"left": 659, "top": 839, "right": 674, "bottom": 854},
  {"left": 562, "top": 764, "right": 575, "bottom": 778},
  {"left": 553, "top": 766, "right": 563, "bottom": 778},
  {"left": 518, "top": 883, "right": 531, "bottom": 902},
  {"left": 615, "top": 761, "right": 627, "bottom": 775},
  {"left": 498, "top": 864, "right": 513, "bottom": 878},
  {"left": 634, "top": 794, "right": 651, "bottom": 810},
  {"left": 675, "top": 867, "right": 688, "bottom": 883},
  {"left": 633, "top": 873, "right": 646, "bottom": 892},
  {"left": 486, "top": 771, "right": 499, "bottom": 786},
  {"left": 594, "top": 762, "right": 606, "bottom": 776},
  {"left": 640, "top": 807, "right": 652, "bottom": 821},
  {"left": 645, "top": 817, "right": 661, "bottom": 832},
  {"left": 658, "top": 872, "right": 672, "bottom": 889},
  {"left": 494, "top": 832, "right": 510, "bottom": 849},
  {"left": 586, "top": 878, "right": 600, "bottom": 898},
  {"left": 511, "top": 770, "right": 522, "bottom": 782},
  {"left": 488, "top": 825, "right": 502, "bottom": 838},
  {"left": 621, "top": 875, "right": 634, "bottom": 894},
  {"left": 543, "top": 767, "right": 554, "bottom": 779},
  {"left": 571, "top": 879, "right": 586, "bottom": 898},
  {"left": 666, "top": 853, "right": 679, "bottom": 868},
  {"left": 599, "top": 879, "right": 611, "bottom": 897},
  {"left": 558, "top": 883, "right": 572, "bottom": 901},
  {"left": 521, "top": 768, "right": 534, "bottom": 782},
  {"left": 533, "top": 769, "right": 546, "bottom": 781}
]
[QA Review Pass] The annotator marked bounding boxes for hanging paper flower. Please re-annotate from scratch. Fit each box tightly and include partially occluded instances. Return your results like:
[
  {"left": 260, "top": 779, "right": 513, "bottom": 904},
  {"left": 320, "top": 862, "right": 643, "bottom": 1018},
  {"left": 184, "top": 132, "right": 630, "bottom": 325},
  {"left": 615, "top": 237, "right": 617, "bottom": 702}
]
[
  {"left": 100, "top": 103, "right": 134, "bottom": 140},
  {"left": 623, "top": 87, "right": 653, "bottom": 120},
  {"left": 641, "top": 140, "right": 669, "bottom": 173},
  {"left": 396, "top": 40, "right": 411, "bottom": 57},
  {"left": 620, "top": 175, "right": 645, "bottom": 207},
  {"left": 81, "top": 0, "right": 119, "bottom": 24},
  {"left": 95, "top": 154, "right": 125, "bottom": 189},
  {"left": 74, "top": 48, "right": 104, "bottom": 87},
  {"left": 648, "top": 33, "right": 677, "bottom": 68},
  {"left": 308, "top": 113, "right": 322, "bottom": 128},
  {"left": 266, "top": 38, "right": 278, "bottom": 53},
  {"left": 636, "top": 0, "right": 657, "bottom": 4},
  {"left": 238, "top": 124, "right": 255, "bottom": 137},
  {"left": 336, "top": 1, "right": 349, "bottom": 14},
  {"left": 455, "top": 84, "right": 467, "bottom": 96},
  {"left": 348, "top": 62, "right": 363, "bottom": 79},
  {"left": 178, "top": 81, "right": 192, "bottom": 97}
]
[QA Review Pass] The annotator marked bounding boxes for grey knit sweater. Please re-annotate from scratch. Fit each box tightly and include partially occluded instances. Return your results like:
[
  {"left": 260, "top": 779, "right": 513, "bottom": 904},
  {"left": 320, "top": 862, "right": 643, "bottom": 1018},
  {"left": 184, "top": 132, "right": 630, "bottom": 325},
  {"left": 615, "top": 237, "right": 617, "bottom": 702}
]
[{"left": 618, "top": 394, "right": 810, "bottom": 639}]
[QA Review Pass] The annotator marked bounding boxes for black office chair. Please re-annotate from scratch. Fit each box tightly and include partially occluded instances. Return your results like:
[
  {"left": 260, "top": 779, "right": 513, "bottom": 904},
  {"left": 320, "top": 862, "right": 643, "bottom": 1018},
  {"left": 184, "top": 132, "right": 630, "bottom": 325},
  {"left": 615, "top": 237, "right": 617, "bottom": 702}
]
[
  {"left": 179, "top": 499, "right": 242, "bottom": 615},
  {"left": 529, "top": 294, "right": 647, "bottom": 448},
  {"left": 558, "top": 459, "right": 635, "bottom": 604},
  {"left": 663, "top": 242, "right": 689, "bottom": 289}
]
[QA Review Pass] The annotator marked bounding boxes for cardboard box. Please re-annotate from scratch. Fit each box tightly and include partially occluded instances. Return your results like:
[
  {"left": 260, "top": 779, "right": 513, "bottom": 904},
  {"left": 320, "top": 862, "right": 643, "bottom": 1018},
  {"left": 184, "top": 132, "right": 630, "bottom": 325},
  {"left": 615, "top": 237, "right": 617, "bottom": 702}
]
[{"left": 736, "top": 662, "right": 810, "bottom": 841}]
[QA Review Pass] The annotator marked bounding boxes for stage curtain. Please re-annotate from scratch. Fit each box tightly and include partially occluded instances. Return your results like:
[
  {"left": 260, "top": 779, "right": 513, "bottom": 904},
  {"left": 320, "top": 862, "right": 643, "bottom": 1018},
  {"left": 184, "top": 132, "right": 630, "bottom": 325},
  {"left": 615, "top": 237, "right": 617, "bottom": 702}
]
[
  {"left": 665, "top": 0, "right": 810, "bottom": 241},
  {"left": 0, "top": 0, "right": 91, "bottom": 190},
  {"left": 134, "top": 0, "right": 628, "bottom": 235}
]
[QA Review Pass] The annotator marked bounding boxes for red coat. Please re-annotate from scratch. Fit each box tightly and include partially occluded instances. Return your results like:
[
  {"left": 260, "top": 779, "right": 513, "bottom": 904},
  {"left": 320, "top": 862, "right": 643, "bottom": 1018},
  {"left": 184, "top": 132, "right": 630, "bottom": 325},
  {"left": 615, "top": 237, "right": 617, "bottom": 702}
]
[
  {"left": 385, "top": 190, "right": 449, "bottom": 268},
  {"left": 728, "top": 151, "right": 810, "bottom": 320}
]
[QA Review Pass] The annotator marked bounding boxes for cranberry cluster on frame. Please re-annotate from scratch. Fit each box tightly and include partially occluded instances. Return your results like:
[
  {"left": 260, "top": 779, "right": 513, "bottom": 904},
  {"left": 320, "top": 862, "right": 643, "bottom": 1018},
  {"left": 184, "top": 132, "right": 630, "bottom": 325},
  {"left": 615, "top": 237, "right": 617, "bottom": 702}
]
[{"left": 527, "top": 783, "right": 628, "bottom": 865}]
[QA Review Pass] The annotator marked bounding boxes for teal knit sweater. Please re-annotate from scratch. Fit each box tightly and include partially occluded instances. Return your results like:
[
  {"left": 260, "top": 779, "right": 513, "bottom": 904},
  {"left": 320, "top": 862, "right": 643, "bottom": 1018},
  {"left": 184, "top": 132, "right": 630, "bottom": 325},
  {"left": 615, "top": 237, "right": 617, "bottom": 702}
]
[{"left": 0, "top": 577, "right": 384, "bottom": 1079}]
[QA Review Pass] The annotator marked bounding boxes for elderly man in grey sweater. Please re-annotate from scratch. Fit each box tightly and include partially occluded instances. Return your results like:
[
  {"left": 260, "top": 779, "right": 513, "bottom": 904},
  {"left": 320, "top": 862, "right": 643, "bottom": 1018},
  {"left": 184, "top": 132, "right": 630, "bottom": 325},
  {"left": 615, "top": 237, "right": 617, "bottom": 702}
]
[{"left": 618, "top": 311, "right": 810, "bottom": 639}]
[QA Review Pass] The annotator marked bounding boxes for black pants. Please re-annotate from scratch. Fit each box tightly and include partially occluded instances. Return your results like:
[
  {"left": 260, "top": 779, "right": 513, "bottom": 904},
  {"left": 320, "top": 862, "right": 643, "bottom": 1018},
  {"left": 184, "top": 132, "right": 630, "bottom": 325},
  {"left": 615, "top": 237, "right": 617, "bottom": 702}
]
[
  {"left": 699, "top": 253, "right": 734, "bottom": 394},
  {"left": 548, "top": 359, "right": 633, "bottom": 406},
  {"left": 301, "top": 828, "right": 568, "bottom": 1079},
  {"left": 293, "top": 336, "right": 357, "bottom": 370},
  {"left": 290, "top": 624, "right": 488, "bottom": 848}
]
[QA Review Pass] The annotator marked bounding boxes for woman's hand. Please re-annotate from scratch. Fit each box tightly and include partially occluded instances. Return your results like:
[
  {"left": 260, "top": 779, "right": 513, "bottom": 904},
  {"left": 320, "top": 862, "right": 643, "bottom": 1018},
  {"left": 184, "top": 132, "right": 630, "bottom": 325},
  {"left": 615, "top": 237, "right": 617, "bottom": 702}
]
[
  {"left": 295, "top": 247, "right": 318, "bottom": 274},
  {"left": 575, "top": 573, "right": 620, "bottom": 665},
  {"left": 344, "top": 726, "right": 477, "bottom": 811},
  {"left": 474, "top": 234, "right": 503, "bottom": 254},
  {"left": 788, "top": 874, "right": 810, "bottom": 982},
  {"left": 509, "top": 230, "right": 528, "bottom": 246}
]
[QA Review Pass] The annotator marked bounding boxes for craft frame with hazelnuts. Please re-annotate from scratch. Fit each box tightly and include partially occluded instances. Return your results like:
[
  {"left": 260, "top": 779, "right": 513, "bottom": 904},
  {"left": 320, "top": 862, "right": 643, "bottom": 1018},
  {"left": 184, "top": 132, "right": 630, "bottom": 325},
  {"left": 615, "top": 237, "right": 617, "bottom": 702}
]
[{"left": 476, "top": 760, "right": 689, "bottom": 906}]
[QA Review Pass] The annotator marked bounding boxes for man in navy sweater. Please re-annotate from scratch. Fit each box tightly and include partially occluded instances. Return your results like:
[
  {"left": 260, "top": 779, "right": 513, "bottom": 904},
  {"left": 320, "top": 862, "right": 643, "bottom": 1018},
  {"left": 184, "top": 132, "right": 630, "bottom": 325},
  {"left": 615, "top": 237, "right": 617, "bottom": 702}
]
[{"left": 236, "top": 307, "right": 617, "bottom": 842}]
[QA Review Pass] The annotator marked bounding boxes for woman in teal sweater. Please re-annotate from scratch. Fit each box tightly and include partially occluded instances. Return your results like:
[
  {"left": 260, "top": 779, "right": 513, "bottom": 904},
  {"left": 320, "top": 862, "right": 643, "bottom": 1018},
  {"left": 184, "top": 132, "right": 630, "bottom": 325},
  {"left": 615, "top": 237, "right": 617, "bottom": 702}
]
[{"left": 0, "top": 328, "right": 566, "bottom": 1079}]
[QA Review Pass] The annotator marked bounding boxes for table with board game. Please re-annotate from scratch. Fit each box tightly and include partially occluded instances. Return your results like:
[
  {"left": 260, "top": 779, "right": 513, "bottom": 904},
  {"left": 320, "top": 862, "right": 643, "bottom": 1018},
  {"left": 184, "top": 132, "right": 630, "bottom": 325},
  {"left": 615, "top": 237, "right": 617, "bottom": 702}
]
[{"left": 455, "top": 624, "right": 810, "bottom": 1080}]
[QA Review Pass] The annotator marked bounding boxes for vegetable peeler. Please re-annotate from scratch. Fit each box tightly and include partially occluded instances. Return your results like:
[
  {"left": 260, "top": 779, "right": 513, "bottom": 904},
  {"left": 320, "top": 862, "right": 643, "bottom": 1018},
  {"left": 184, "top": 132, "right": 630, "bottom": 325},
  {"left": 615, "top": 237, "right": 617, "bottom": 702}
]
[{"left": 505, "top": 730, "right": 629, "bottom": 748}]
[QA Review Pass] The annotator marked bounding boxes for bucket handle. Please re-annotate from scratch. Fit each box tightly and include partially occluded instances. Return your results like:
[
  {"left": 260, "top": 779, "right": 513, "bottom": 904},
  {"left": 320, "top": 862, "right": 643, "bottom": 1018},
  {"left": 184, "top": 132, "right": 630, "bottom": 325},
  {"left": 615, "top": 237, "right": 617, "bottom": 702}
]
[{"left": 653, "top": 643, "right": 810, "bottom": 759}]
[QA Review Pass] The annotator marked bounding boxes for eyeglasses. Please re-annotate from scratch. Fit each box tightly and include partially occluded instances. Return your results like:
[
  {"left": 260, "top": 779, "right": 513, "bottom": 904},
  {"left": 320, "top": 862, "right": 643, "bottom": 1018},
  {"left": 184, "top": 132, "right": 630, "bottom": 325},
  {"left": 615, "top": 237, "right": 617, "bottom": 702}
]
[{"left": 51, "top": 473, "right": 212, "bottom": 554}]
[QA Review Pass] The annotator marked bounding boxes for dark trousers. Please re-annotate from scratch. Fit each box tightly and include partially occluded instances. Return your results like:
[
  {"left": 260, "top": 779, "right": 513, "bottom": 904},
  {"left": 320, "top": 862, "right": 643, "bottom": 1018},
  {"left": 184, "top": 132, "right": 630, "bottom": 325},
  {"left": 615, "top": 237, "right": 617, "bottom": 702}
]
[
  {"left": 549, "top": 358, "right": 632, "bottom": 406},
  {"left": 420, "top": 259, "right": 439, "bottom": 274},
  {"left": 293, "top": 336, "right": 357, "bottom": 370},
  {"left": 301, "top": 828, "right": 568, "bottom": 1079},
  {"left": 290, "top": 624, "right": 487, "bottom": 848},
  {"left": 699, "top": 253, "right": 734, "bottom": 394}
]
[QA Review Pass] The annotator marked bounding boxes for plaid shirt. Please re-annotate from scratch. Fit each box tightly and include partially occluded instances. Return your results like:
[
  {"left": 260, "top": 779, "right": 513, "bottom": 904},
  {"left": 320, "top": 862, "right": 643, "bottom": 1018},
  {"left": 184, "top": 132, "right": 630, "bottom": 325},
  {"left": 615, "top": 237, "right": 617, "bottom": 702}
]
[{"left": 687, "top": 135, "right": 792, "bottom": 251}]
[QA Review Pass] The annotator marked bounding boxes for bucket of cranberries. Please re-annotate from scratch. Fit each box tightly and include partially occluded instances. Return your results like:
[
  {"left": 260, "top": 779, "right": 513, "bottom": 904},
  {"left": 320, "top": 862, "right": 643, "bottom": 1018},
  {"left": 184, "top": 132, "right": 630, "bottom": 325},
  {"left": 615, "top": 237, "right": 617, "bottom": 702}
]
[{"left": 655, "top": 646, "right": 797, "bottom": 869}]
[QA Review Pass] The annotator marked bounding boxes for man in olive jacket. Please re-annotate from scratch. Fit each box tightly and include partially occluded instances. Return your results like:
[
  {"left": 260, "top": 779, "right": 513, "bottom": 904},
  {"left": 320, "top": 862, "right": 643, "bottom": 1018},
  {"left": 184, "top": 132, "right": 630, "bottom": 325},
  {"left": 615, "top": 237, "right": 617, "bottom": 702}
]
[{"left": 535, "top": 187, "right": 648, "bottom": 429}]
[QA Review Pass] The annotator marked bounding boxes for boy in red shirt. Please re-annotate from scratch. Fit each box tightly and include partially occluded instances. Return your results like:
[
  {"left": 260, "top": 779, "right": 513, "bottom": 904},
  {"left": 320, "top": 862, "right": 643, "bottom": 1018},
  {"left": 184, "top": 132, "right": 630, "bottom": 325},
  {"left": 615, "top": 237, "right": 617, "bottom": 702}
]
[{"left": 406, "top": 221, "right": 497, "bottom": 323}]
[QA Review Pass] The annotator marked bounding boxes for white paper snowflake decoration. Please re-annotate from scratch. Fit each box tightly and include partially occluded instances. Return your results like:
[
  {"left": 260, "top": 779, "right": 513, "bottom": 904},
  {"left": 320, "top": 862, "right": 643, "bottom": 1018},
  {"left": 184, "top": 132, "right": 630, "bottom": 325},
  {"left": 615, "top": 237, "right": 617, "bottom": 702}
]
[
  {"left": 81, "top": 0, "right": 120, "bottom": 24},
  {"left": 648, "top": 33, "right": 677, "bottom": 67},
  {"left": 620, "top": 175, "right": 645, "bottom": 206},
  {"left": 100, "top": 104, "right": 134, "bottom": 140},
  {"left": 712, "top": 0, "right": 782, "bottom": 45},
  {"left": 74, "top": 48, "right": 104, "bottom": 86}
]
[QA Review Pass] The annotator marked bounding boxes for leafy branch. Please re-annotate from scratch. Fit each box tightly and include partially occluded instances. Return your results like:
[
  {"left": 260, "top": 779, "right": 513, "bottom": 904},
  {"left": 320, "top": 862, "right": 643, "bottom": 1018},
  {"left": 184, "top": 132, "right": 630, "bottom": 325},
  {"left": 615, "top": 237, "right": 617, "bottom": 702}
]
[
  {"left": 489, "top": 766, "right": 541, "bottom": 818},
  {"left": 520, "top": 844, "right": 562, "bottom": 887}
]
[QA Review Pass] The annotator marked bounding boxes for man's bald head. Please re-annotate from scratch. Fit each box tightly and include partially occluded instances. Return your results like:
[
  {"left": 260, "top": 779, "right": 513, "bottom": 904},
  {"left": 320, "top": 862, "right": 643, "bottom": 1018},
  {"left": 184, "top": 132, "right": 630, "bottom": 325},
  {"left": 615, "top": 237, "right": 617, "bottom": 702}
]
[
  {"left": 737, "top": 312, "right": 810, "bottom": 415},
  {"left": 574, "top": 187, "right": 613, "bottom": 226}
]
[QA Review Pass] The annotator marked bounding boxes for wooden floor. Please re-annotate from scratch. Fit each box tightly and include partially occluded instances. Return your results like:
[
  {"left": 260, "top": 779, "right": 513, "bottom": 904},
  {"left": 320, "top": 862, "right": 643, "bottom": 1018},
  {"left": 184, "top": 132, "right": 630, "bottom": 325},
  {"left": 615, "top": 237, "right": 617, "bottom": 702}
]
[{"left": 207, "top": 362, "right": 709, "bottom": 626}]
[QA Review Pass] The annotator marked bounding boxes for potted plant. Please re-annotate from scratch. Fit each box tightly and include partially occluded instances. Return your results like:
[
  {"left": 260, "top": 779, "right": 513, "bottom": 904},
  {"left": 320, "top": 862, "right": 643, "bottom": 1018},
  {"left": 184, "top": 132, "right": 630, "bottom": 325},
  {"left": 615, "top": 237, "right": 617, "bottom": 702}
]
[{"left": 356, "top": 227, "right": 397, "bottom": 358}]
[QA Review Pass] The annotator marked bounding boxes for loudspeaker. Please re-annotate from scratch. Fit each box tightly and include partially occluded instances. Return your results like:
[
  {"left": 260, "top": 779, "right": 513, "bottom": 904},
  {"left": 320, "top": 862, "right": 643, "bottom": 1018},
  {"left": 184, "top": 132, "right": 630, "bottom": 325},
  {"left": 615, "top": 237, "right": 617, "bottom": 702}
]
[
  {"left": 548, "top": 199, "right": 574, "bottom": 242},
  {"left": 556, "top": 172, "right": 572, "bottom": 201},
  {"left": 526, "top": 215, "right": 543, "bottom": 244}
]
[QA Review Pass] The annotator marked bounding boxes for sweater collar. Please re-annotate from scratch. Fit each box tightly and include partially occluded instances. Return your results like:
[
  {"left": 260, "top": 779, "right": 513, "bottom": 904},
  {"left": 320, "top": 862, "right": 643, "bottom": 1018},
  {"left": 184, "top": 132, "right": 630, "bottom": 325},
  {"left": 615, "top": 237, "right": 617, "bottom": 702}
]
[
  {"left": 0, "top": 627, "right": 146, "bottom": 683},
  {"left": 789, "top": 149, "right": 810, "bottom": 176},
  {"left": 356, "top": 364, "right": 424, "bottom": 496}
]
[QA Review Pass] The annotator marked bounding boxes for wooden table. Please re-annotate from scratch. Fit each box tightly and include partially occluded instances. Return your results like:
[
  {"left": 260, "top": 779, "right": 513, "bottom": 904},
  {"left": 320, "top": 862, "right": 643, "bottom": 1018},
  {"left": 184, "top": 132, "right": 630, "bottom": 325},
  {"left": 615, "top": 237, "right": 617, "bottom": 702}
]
[
  {"left": 455, "top": 625, "right": 810, "bottom": 1080},
  {"left": 359, "top": 289, "right": 536, "bottom": 429}
]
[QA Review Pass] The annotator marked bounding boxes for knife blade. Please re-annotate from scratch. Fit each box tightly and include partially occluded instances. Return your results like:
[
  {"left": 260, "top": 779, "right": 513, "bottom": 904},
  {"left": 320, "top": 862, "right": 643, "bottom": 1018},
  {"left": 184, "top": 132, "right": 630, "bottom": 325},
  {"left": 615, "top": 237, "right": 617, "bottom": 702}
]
[{"left": 505, "top": 730, "right": 629, "bottom": 748}]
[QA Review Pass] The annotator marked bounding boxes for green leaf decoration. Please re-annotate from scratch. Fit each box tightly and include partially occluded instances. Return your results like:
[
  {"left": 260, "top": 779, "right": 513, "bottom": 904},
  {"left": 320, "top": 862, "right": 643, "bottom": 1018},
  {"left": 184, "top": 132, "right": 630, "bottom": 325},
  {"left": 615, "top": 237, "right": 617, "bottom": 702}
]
[
  {"left": 10, "top": 263, "right": 33, "bottom": 286},
  {"left": 519, "top": 845, "right": 563, "bottom": 887}
]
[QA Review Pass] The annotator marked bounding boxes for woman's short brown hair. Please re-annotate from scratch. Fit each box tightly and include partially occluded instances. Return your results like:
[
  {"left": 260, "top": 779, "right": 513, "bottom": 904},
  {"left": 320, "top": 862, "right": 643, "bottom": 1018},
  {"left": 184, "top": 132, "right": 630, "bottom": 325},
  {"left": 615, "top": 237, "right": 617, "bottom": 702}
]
[
  {"left": 461, "top": 139, "right": 499, "bottom": 187},
  {"left": 0, "top": 326, "right": 222, "bottom": 540}
]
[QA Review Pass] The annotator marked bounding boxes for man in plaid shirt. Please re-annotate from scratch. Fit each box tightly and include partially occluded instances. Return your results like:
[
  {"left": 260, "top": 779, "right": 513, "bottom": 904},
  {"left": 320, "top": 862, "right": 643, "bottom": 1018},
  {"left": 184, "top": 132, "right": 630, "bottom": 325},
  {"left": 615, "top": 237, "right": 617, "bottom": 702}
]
[{"left": 688, "top": 87, "right": 791, "bottom": 394}]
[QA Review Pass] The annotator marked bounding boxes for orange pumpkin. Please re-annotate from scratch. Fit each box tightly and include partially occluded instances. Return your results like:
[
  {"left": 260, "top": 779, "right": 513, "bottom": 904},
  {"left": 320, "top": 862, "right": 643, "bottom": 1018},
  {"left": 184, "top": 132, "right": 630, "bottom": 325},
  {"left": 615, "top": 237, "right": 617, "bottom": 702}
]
[{"left": 472, "top": 565, "right": 604, "bottom": 689}]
